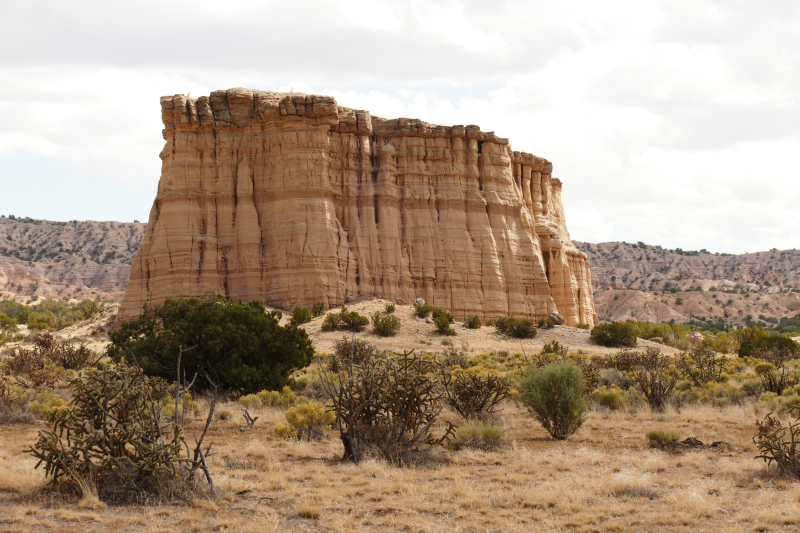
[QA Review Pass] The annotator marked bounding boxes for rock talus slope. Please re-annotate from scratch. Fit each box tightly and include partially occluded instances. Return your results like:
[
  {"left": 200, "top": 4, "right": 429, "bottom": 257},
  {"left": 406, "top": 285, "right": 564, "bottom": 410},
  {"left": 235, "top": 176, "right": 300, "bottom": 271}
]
[{"left": 118, "top": 89, "right": 597, "bottom": 326}]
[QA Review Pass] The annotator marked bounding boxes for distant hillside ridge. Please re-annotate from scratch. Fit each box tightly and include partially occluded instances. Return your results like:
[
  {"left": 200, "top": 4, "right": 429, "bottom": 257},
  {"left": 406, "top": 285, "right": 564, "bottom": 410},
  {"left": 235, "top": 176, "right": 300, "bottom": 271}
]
[
  {"left": 0, "top": 215, "right": 146, "bottom": 300},
  {"left": 574, "top": 241, "right": 800, "bottom": 292},
  {"left": 574, "top": 240, "right": 800, "bottom": 326}
]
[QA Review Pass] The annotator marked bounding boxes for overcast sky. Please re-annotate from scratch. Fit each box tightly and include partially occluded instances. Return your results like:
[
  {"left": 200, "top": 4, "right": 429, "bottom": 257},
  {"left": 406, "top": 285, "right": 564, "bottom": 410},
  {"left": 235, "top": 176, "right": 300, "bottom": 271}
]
[{"left": 0, "top": 0, "right": 798, "bottom": 254}]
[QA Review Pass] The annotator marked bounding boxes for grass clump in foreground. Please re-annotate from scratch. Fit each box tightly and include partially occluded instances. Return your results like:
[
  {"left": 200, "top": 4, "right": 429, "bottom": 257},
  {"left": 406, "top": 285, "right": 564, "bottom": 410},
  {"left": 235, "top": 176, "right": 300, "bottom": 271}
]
[
  {"left": 646, "top": 429, "right": 681, "bottom": 448},
  {"left": 520, "top": 361, "right": 587, "bottom": 440},
  {"left": 449, "top": 419, "right": 514, "bottom": 450}
]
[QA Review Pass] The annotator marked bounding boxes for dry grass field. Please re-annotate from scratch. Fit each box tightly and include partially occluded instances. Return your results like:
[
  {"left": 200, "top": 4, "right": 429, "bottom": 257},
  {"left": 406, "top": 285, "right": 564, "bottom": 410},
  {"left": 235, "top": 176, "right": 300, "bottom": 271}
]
[
  {"left": 2, "top": 300, "right": 799, "bottom": 532},
  {"left": 1, "top": 398, "right": 798, "bottom": 533}
]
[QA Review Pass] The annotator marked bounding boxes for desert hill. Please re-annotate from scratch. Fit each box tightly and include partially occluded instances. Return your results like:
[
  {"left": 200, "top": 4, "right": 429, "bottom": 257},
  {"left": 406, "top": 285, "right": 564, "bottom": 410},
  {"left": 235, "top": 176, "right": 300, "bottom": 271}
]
[
  {"left": 0, "top": 215, "right": 145, "bottom": 300},
  {"left": 575, "top": 241, "right": 800, "bottom": 325}
]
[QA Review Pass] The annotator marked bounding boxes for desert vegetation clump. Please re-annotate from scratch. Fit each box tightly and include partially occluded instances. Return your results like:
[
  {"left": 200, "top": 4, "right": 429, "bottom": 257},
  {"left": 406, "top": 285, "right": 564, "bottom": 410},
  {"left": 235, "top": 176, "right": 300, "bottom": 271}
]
[
  {"left": 319, "top": 348, "right": 454, "bottom": 464},
  {"left": 680, "top": 345, "right": 729, "bottom": 386},
  {"left": 465, "top": 315, "right": 482, "bottom": 329},
  {"left": 29, "top": 360, "right": 218, "bottom": 502},
  {"left": 385, "top": 302, "right": 396, "bottom": 314},
  {"left": 520, "top": 361, "right": 588, "bottom": 440},
  {"left": 448, "top": 419, "right": 514, "bottom": 450},
  {"left": 291, "top": 306, "right": 312, "bottom": 325},
  {"left": 3, "top": 332, "right": 95, "bottom": 388},
  {"left": 754, "top": 408, "right": 800, "bottom": 478},
  {"left": 320, "top": 305, "right": 370, "bottom": 333},
  {"left": 439, "top": 366, "right": 511, "bottom": 420},
  {"left": 537, "top": 317, "right": 556, "bottom": 329},
  {"left": 327, "top": 336, "right": 381, "bottom": 373},
  {"left": 276, "top": 400, "right": 335, "bottom": 440},
  {"left": 629, "top": 347, "right": 678, "bottom": 412},
  {"left": 239, "top": 385, "right": 298, "bottom": 410},
  {"left": 590, "top": 322, "right": 638, "bottom": 347},
  {"left": 372, "top": 311, "right": 401, "bottom": 337},
  {"left": 646, "top": 429, "right": 681, "bottom": 448},
  {"left": 496, "top": 316, "right": 537, "bottom": 339},
  {"left": 108, "top": 295, "right": 314, "bottom": 394},
  {"left": 432, "top": 308, "right": 457, "bottom": 336},
  {"left": 592, "top": 385, "right": 635, "bottom": 410},
  {"left": 311, "top": 300, "right": 325, "bottom": 317},
  {"left": 414, "top": 303, "right": 433, "bottom": 318}
]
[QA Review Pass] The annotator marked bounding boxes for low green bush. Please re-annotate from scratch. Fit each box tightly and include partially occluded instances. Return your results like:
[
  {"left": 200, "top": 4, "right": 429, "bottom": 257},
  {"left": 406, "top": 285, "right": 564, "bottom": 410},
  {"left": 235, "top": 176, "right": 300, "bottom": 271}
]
[
  {"left": 372, "top": 312, "right": 401, "bottom": 337},
  {"left": 576, "top": 323, "right": 590, "bottom": 330},
  {"left": 465, "top": 315, "right": 482, "bottom": 329},
  {"left": 291, "top": 306, "right": 312, "bottom": 326},
  {"left": 385, "top": 303, "right": 396, "bottom": 314},
  {"left": 646, "top": 429, "right": 681, "bottom": 448},
  {"left": 509, "top": 318, "right": 537, "bottom": 339},
  {"left": 520, "top": 361, "right": 587, "bottom": 440},
  {"left": 537, "top": 317, "right": 556, "bottom": 329},
  {"left": 434, "top": 314, "right": 457, "bottom": 336},
  {"left": 415, "top": 304, "right": 432, "bottom": 318},
  {"left": 590, "top": 322, "right": 638, "bottom": 347},
  {"left": 311, "top": 300, "right": 325, "bottom": 317},
  {"left": 321, "top": 312, "right": 342, "bottom": 331},
  {"left": 319, "top": 306, "right": 369, "bottom": 332}
]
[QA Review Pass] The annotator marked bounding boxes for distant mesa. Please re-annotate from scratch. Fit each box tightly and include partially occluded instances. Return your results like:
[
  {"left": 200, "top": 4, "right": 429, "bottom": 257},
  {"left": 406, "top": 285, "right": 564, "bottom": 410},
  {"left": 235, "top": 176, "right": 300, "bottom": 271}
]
[{"left": 117, "top": 88, "right": 598, "bottom": 326}]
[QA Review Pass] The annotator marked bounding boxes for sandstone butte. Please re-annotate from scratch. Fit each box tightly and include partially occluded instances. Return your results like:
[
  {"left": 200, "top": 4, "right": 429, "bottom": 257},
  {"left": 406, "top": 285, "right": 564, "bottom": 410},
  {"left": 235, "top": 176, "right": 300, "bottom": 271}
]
[{"left": 117, "top": 88, "right": 598, "bottom": 327}]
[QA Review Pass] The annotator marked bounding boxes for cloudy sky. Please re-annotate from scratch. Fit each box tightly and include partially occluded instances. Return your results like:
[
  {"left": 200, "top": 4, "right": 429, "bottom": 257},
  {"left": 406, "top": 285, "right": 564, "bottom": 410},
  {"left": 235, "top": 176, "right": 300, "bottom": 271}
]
[{"left": 1, "top": 0, "right": 798, "bottom": 254}]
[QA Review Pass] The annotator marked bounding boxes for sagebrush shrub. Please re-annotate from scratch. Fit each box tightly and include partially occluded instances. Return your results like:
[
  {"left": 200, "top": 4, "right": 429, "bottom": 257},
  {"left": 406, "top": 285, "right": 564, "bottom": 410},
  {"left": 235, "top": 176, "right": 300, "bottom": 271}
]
[
  {"left": 372, "top": 312, "right": 401, "bottom": 337},
  {"left": 590, "top": 322, "right": 638, "bottom": 347},
  {"left": 283, "top": 400, "right": 335, "bottom": 440},
  {"left": 311, "top": 300, "right": 325, "bottom": 317},
  {"left": 291, "top": 306, "right": 312, "bottom": 325},
  {"left": 521, "top": 361, "right": 587, "bottom": 440},
  {"left": 385, "top": 302, "right": 396, "bottom": 314}
]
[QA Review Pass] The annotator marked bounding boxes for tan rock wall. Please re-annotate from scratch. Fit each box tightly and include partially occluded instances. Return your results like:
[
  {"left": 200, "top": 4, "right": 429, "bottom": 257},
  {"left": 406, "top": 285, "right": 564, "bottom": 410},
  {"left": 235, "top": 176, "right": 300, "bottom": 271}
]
[{"left": 118, "top": 89, "right": 597, "bottom": 326}]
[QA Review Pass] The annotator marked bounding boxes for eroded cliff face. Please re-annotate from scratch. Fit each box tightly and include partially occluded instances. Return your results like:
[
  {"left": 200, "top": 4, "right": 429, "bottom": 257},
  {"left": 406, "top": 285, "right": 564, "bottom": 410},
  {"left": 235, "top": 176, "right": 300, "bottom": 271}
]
[{"left": 118, "top": 88, "right": 597, "bottom": 326}]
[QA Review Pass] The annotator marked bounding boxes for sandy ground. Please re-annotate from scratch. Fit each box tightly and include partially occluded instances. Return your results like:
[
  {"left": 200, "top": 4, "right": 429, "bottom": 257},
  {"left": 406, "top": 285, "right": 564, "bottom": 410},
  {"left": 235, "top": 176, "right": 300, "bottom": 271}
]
[{"left": 294, "top": 299, "right": 679, "bottom": 357}]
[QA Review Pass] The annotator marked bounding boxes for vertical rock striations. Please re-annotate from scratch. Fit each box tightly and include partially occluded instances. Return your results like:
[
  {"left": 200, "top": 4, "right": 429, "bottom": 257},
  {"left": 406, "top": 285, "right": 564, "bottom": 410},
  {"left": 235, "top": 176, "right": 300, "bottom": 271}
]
[{"left": 118, "top": 89, "right": 597, "bottom": 326}]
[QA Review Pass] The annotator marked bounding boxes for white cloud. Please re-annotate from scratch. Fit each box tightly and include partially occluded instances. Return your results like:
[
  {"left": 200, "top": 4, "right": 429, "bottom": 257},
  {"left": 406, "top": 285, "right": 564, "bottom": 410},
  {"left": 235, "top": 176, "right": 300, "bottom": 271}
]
[{"left": 0, "top": 0, "right": 797, "bottom": 253}]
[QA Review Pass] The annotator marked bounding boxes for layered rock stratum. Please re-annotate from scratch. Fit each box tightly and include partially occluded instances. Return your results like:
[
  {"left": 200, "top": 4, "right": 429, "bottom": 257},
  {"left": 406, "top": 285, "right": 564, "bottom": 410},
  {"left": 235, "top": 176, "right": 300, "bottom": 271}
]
[{"left": 117, "top": 89, "right": 597, "bottom": 325}]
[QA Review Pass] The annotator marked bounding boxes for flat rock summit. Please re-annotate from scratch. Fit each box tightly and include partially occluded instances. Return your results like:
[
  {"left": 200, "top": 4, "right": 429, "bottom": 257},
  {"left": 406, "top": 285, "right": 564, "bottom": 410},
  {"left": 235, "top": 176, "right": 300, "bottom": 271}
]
[{"left": 118, "top": 88, "right": 598, "bottom": 326}]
